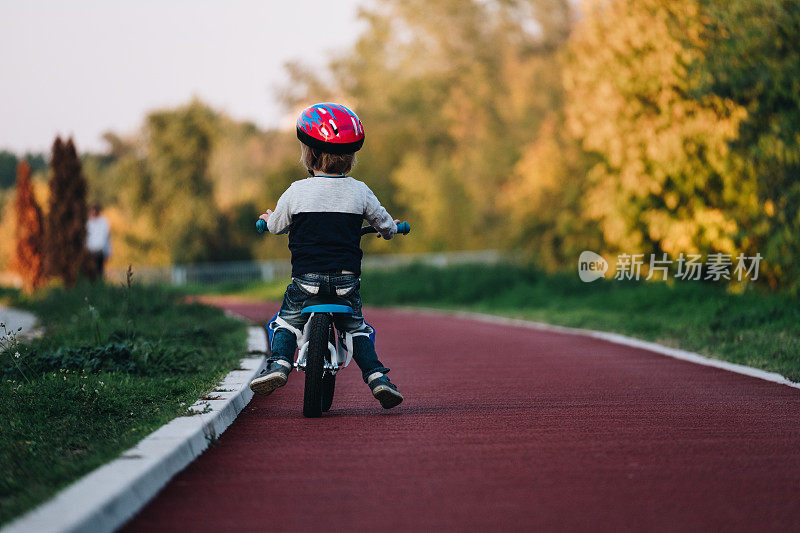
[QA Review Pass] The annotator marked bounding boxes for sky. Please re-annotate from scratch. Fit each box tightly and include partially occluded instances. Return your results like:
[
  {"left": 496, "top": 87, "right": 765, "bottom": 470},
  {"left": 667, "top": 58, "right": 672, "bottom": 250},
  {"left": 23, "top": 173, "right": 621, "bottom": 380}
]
[{"left": 0, "top": 0, "right": 364, "bottom": 153}]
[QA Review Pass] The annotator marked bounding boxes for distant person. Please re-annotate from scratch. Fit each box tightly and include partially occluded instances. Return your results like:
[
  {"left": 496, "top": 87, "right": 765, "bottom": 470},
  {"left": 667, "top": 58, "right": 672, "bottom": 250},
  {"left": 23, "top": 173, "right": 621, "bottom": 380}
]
[
  {"left": 249, "top": 103, "right": 404, "bottom": 409},
  {"left": 86, "top": 204, "right": 111, "bottom": 281}
]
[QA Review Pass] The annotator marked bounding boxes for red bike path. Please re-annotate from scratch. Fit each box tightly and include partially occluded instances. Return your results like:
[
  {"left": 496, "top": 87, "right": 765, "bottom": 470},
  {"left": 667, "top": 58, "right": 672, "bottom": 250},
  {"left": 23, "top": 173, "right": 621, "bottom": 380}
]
[{"left": 124, "top": 301, "right": 800, "bottom": 532}]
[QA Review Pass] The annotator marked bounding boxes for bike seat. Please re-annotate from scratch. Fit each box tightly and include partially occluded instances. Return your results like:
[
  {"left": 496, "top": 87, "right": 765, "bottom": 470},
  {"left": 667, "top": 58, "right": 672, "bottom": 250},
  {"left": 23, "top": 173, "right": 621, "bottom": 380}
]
[{"left": 301, "top": 295, "right": 354, "bottom": 314}]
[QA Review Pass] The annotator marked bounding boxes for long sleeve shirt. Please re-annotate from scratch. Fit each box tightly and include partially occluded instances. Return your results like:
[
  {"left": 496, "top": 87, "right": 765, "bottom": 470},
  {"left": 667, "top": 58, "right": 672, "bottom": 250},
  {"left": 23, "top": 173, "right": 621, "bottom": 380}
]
[
  {"left": 267, "top": 176, "right": 396, "bottom": 276},
  {"left": 86, "top": 215, "right": 111, "bottom": 257}
]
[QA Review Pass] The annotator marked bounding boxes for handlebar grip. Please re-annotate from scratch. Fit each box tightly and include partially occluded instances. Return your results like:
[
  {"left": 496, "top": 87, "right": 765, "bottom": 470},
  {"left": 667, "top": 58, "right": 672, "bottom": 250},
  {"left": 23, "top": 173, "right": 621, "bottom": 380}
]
[
  {"left": 256, "top": 218, "right": 268, "bottom": 234},
  {"left": 360, "top": 222, "right": 411, "bottom": 236}
]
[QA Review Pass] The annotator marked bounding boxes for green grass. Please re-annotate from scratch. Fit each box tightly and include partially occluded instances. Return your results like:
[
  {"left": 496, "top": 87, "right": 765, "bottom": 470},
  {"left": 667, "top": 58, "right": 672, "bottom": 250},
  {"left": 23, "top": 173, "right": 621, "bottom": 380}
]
[
  {"left": 0, "top": 282, "right": 247, "bottom": 526},
  {"left": 362, "top": 264, "right": 800, "bottom": 381},
  {"left": 181, "top": 279, "right": 288, "bottom": 301},
  {"left": 199, "top": 263, "right": 800, "bottom": 382}
]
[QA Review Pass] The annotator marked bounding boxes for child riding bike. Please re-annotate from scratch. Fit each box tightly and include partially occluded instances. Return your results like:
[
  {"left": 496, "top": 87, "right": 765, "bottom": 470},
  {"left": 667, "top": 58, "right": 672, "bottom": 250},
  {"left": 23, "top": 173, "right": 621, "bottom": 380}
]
[{"left": 249, "top": 102, "right": 403, "bottom": 409}]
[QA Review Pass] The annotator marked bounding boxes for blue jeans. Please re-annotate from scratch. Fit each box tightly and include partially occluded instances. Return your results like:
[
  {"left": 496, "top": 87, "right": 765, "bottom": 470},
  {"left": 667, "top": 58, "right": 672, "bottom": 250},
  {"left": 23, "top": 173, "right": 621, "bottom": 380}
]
[{"left": 268, "top": 272, "right": 389, "bottom": 381}]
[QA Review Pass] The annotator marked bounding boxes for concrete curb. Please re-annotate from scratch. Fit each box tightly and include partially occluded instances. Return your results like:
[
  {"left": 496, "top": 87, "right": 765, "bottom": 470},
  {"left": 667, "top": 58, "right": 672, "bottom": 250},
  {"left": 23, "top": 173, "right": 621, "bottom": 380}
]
[
  {"left": 2, "top": 327, "right": 267, "bottom": 533},
  {"left": 402, "top": 307, "right": 800, "bottom": 391}
]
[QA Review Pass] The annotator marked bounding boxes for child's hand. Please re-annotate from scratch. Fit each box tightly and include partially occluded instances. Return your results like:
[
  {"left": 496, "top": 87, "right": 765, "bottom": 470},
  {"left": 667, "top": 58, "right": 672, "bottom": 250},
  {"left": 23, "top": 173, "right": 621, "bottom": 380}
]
[
  {"left": 377, "top": 219, "right": 402, "bottom": 238},
  {"left": 259, "top": 210, "right": 273, "bottom": 223}
]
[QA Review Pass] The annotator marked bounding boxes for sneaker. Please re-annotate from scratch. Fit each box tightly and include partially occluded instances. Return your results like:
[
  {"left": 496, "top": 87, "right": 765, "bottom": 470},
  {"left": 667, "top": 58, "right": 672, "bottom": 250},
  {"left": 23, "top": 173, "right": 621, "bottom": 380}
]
[
  {"left": 250, "top": 359, "right": 292, "bottom": 396},
  {"left": 367, "top": 372, "right": 403, "bottom": 409}
]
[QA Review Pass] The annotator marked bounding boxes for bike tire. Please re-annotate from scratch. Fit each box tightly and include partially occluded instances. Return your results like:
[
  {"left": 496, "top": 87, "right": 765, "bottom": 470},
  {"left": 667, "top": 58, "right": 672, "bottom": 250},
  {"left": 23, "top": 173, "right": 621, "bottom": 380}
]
[
  {"left": 321, "top": 373, "right": 335, "bottom": 412},
  {"left": 303, "top": 313, "right": 329, "bottom": 418}
]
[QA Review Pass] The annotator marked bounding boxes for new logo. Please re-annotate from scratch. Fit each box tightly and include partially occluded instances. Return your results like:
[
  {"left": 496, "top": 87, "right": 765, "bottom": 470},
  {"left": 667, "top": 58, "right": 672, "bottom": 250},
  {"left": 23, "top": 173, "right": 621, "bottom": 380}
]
[{"left": 578, "top": 251, "right": 608, "bottom": 282}]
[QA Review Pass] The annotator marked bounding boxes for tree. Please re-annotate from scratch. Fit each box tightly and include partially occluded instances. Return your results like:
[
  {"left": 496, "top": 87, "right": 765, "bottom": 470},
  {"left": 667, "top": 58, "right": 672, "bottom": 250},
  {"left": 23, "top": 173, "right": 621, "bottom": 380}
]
[
  {"left": 562, "top": 0, "right": 800, "bottom": 291},
  {"left": 500, "top": 114, "right": 601, "bottom": 269},
  {"left": 75, "top": 101, "right": 294, "bottom": 267},
  {"left": 0, "top": 151, "right": 46, "bottom": 189},
  {"left": 11, "top": 161, "right": 46, "bottom": 293},
  {"left": 143, "top": 100, "right": 223, "bottom": 263},
  {"left": 281, "top": 0, "right": 573, "bottom": 251},
  {"left": 45, "top": 137, "right": 88, "bottom": 287},
  {"left": 697, "top": 0, "right": 800, "bottom": 291},
  {"left": 0, "top": 151, "right": 17, "bottom": 189},
  {"left": 564, "top": 0, "right": 747, "bottom": 261}
]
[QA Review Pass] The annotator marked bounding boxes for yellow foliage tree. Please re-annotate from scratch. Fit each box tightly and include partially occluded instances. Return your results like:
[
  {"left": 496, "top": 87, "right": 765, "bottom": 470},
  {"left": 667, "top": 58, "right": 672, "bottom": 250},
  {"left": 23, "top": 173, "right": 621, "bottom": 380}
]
[
  {"left": 500, "top": 115, "right": 601, "bottom": 269},
  {"left": 282, "top": 0, "right": 573, "bottom": 251},
  {"left": 390, "top": 154, "right": 472, "bottom": 251},
  {"left": 564, "top": 0, "right": 749, "bottom": 259},
  {"left": 564, "top": 0, "right": 752, "bottom": 254}
]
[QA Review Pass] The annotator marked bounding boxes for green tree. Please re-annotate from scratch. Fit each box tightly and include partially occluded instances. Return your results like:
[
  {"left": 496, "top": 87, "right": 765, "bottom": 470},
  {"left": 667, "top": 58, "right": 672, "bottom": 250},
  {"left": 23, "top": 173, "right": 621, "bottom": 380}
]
[
  {"left": 23, "top": 152, "right": 47, "bottom": 174},
  {"left": 0, "top": 151, "right": 17, "bottom": 189},
  {"left": 697, "top": 0, "right": 800, "bottom": 290},
  {"left": 1, "top": 151, "right": 47, "bottom": 189},
  {"left": 143, "top": 100, "right": 223, "bottom": 263},
  {"left": 75, "top": 101, "right": 300, "bottom": 267}
]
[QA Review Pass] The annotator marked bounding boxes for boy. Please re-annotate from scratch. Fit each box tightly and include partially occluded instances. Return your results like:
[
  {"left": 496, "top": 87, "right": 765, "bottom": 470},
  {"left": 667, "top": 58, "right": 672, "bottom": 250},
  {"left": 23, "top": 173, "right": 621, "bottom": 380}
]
[{"left": 249, "top": 103, "right": 403, "bottom": 409}]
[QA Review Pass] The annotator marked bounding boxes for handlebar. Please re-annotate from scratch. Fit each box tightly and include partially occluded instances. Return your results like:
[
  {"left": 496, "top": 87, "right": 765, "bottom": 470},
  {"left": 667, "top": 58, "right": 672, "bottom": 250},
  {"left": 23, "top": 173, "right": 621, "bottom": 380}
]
[
  {"left": 360, "top": 222, "right": 411, "bottom": 236},
  {"left": 256, "top": 218, "right": 411, "bottom": 236}
]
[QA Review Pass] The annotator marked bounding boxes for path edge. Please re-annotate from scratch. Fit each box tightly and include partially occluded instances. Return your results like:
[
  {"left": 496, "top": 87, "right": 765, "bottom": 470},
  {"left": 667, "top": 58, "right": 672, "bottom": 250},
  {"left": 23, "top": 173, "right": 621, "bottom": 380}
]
[
  {"left": 402, "top": 307, "right": 800, "bottom": 391},
  {"left": 1, "top": 326, "right": 267, "bottom": 533}
]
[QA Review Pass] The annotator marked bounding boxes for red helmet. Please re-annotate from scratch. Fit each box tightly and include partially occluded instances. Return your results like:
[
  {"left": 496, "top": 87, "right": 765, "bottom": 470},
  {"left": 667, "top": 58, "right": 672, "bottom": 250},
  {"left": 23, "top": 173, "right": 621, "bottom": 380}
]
[{"left": 296, "top": 103, "right": 364, "bottom": 154}]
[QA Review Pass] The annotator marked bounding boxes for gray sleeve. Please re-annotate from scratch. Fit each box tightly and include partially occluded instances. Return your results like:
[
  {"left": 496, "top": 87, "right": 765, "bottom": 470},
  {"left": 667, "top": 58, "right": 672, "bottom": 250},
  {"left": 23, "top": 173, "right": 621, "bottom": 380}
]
[
  {"left": 363, "top": 184, "right": 396, "bottom": 239},
  {"left": 267, "top": 185, "right": 293, "bottom": 235}
]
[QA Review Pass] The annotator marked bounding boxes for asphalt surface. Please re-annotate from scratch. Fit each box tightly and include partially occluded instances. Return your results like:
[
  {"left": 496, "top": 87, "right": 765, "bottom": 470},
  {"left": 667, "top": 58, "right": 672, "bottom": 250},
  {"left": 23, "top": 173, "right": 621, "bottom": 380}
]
[
  {"left": 0, "top": 305, "right": 38, "bottom": 338},
  {"left": 123, "top": 301, "right": 800, "bottom": 532}
]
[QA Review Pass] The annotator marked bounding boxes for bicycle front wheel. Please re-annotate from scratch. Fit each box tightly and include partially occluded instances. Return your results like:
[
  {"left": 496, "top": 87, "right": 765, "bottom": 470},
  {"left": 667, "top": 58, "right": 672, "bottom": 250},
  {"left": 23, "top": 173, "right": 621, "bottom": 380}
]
[
  {"left": 303, "top": 313, "right": 329, "bottom": 418},
  {"left": 321, "top": 373, "right": 336, "bottom": 412}
]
